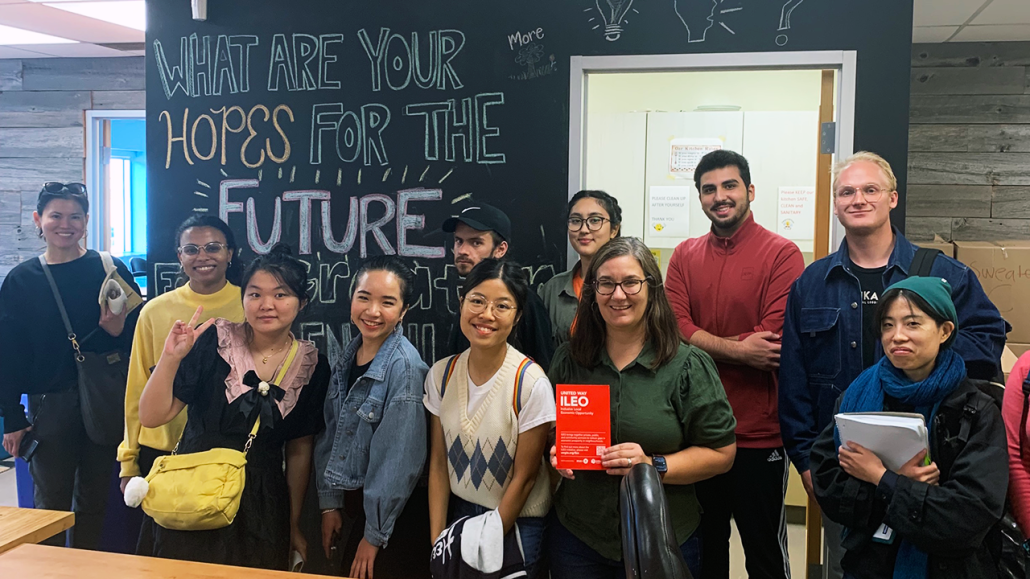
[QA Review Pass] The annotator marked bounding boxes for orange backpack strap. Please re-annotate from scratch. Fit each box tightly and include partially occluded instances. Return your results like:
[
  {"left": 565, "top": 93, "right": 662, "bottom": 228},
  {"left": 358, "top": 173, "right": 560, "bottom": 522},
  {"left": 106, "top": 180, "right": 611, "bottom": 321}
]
[
  {"left": 512, "top": 357, "right": 534, "bottom": 418},
  {"left": 440, "top": 355, "right": 460, "bottom": 399}
]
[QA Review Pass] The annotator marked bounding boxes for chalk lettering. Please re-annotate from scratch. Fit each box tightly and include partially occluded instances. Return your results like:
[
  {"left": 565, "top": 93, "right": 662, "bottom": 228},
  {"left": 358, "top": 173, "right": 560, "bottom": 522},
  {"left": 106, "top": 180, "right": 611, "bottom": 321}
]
[
  {"left": 268, "top": 34, "right": 299, "bottom": 91},
  {"left": 361, "top": 194, "right": 397, "bottom": 256},
  {"left": 283, "top": 190, "right": 331, "bottom": 254},
  {"left": 322, "top": 195, "right": 359, "bottom": 253},
  {"left": 397, "top": 188, "right": 446, "bottom": 258},
  {"left": 309, "top": 102, "right": 391, "bottom": 166},
  {"left": 319, "top": 34, "right": 344, "bottom": 89},
  {"left": 153, "top": 38, "right": 190, "bottom": 99},
  {"left": 246, "top": 195, "right": 283, "bottom": 253},
  {"left": 159, "top": 108, "right": 193, "bottom": 168},
  {"left": 189, "top": 34, "right": 212, "bottom": 97}
]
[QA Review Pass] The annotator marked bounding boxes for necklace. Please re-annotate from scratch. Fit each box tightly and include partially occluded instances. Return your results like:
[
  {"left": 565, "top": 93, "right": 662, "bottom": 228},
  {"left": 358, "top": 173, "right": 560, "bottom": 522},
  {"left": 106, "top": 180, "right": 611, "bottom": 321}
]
[{"left": 259, "top": 336, "right": 292, "bottom": 364}]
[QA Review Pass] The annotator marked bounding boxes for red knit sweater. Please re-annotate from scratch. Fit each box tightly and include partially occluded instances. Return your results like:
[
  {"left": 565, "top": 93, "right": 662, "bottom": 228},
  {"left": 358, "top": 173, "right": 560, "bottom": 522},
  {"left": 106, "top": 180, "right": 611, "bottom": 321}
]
[
  {"left": 665, "top": 214, "right": 804, "bottom": 448},
  {"left": 1004, "top": 352, "right": 1030, "bottom": 535}
]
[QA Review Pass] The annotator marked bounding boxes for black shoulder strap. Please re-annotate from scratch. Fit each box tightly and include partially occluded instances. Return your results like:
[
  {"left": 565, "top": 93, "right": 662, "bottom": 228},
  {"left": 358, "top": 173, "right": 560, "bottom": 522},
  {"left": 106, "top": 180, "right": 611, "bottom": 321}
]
[{"left": 910, "top": 247, "right": 943, "bottom": 278}]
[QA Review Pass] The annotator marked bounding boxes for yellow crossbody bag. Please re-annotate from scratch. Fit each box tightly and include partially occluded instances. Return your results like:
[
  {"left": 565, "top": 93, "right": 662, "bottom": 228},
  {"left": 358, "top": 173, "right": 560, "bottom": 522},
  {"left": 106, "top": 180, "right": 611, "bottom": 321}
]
[{"left": 140, "top": 340, "right": 300, "bottom": 531}]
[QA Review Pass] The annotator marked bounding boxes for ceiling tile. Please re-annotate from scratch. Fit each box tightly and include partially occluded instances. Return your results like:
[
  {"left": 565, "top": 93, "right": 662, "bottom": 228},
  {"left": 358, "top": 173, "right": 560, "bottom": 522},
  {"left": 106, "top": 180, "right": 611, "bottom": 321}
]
[
  {"left": 952, "top": 23, "right": 1030, "bottom": 41},
  {"left": 0, "top": 3, "right": 142, "bottom": 43},
  {"left": 19, "top": 42, "right": 126, "bottom": 56},
  {"left": 0, "top": 45, "right": 51, "bottom": 58},
  {"left": 913, "top": 0, "right": 982, "bottom": 27},
  {"left": 913, "top": 26, "right": 960, "bottom": 43},
  {"left": 973, "top": 0, "right": 1030, "bottom": 25}
]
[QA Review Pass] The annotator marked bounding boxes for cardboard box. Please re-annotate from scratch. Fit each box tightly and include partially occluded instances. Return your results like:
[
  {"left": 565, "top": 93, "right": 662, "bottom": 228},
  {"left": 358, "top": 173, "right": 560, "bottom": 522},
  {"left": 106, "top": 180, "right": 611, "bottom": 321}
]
[
  {"left": 1010, "top": 342, "right": 1030, "bottom": 359},
  {"left": 916, "top": 241, "right": 955, "bottom": 258},
  {"left": 954, "top": 241, "right": 1030, "bottom": 343},
  {"left": 1003, "top": 345, "right": 1018, "bottom": 382}
]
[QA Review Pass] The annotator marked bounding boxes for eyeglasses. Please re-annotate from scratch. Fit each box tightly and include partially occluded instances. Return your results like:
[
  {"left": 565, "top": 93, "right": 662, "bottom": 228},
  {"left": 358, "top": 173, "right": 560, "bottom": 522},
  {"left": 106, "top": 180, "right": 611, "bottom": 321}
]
[
  {"left": 178, "top": 242, "right": 229, "bottom": 256},
  {"left": 462, "top": 295, "right": 518, "bottom": 317},
  {"left": 836, "top": 184, "right": 887, "bottom": 201},
  {"left": 43, "top": 182, "right": 87, "bottom": 196},
  {"left": 568, "top": 216, "right": 610, "bottom": 232},
  {"left": 592, "top": 277, "right": 651, "bottom": 296}
]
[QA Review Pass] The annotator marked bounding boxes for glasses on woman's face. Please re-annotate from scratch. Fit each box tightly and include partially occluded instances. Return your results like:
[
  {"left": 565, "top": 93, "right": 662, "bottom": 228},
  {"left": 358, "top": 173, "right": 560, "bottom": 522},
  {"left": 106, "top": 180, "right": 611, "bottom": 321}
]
[
  {"left": 835, "top": 184, "right": 887, "bottom": 202},
  {"left": 592, "top": 277, "right": 649, "bottom": 296},
  {"left": 178, "top": 242, "right": 229, "bottom": 256},
  {"left": 463, "top": 295, "right": 518, "bottom": 317},
  {"left": 568, "top": 216, "right": 610, "bottom": 232},
  {"left": 43, "top": 182, "right": 87, "bottom": 196}
]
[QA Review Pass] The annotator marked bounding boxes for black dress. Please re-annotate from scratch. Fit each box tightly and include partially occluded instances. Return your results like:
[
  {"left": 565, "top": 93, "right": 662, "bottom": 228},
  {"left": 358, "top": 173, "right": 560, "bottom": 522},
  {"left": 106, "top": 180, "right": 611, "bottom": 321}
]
[{"left": 137, "top": 327, "right": 330, "bottom": 570}]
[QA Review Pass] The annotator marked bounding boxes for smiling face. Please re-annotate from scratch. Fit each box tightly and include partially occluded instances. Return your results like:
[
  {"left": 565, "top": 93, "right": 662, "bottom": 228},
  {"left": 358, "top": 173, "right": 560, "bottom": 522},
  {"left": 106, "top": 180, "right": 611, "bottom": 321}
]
[
  {"left": 453, "top": 222, "right": 507, "bottom": 276},
  {"left": 243, "top": 270, "right": 303, "bottom": 336},
  {"left": 698, "top": 165, "right": 754, "bottom": 236},
  {"left": 880, "top": 296, "right": 954, "bottom": 381},
  {"left": 33, "top": 198, "right": 88, "bottom": 251},
  {"left": 459, "top": 278, "right": 519, "bottom": 351},
  {"left": 594, "top": 254, "right": 649, "bottom": 332},
  {"left": 568, "top": 197, "right": 619, "bottom": 259},
  {"left": 833, "top": 160, "right": 898, "bottom": 235},
  {"left": 178, "top": 226, "right": 231, "bottom": 289},
  {"left": 351, "top": 269, "right": 407, "bottom": 344}
]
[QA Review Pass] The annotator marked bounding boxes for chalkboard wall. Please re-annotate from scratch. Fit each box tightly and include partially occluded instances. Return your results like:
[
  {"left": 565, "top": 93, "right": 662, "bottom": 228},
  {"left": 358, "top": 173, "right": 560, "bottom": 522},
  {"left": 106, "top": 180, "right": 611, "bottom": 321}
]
[{"left": 146, "top": 0, "right": 915, "bottom": 364}]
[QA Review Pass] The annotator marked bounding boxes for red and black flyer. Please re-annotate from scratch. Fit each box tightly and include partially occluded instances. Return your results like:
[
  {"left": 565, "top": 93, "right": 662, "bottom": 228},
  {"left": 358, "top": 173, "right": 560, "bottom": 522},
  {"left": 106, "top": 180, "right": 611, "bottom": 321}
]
[{"left": 556, "top": 384, "right": 611, "bottom": 470}]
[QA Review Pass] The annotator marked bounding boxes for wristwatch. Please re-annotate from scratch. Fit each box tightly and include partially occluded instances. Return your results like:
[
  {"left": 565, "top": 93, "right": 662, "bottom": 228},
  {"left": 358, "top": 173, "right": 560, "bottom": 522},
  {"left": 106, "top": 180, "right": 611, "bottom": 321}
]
[{"left": 652, "top": 455, "right": 668, "bottom": 480}]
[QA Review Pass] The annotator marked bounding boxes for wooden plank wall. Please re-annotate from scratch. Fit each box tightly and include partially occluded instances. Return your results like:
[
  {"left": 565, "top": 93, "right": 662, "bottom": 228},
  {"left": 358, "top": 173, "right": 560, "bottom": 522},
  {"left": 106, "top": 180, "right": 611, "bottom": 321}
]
[
  {"left": 908, "top": 41, "right": 1030, "bottom": 242},
  {"left": 0, "top": 57, "right": 144, "bottom": 284}
]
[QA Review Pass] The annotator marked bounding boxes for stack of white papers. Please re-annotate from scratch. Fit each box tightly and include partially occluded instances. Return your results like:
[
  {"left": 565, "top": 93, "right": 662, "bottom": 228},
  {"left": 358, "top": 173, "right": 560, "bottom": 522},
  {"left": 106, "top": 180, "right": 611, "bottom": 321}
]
[{"left": 833, "top": 412, "right": 929, "bottom": 471}]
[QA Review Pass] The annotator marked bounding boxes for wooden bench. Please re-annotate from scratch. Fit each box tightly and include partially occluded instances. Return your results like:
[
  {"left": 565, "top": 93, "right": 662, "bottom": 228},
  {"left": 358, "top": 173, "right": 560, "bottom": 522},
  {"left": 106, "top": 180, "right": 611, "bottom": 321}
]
[{"left": 0, "top": 507, "right": 74, "bottom": 555}]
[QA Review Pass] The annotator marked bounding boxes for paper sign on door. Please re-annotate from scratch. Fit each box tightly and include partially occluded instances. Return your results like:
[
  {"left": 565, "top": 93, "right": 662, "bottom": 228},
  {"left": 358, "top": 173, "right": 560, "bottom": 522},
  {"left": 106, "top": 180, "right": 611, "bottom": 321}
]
[{"left": 556, "top": 384, "right": 611, "bottom": 470}]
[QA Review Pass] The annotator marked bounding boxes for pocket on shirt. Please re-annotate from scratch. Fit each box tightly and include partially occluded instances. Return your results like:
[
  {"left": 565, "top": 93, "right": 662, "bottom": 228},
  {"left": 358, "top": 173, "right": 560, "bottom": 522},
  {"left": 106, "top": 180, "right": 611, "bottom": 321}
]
[
  {"left": 799, "top": 307, "right": 841, "bottom": 380},
  {"left": 356, "top": 397, "right": 384, "bottom": 425}
]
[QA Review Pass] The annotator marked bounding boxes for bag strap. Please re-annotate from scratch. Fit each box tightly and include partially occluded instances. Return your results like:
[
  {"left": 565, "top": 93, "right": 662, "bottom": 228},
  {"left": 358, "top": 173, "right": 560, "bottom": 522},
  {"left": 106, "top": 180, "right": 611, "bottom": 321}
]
[
  {"left": 909, "top": 247, "right": 942, "bottom": 278},
  {"left": 439, "top": 355, "right": 459, "bottom": 399},
  {"left": 38, "top": 254, "right": 85, "bottom": 363},
  {"left": 513, "top": 357, "right": 533, "bottom": 418},
  {"left": 99, "top": 251, "right": 116, "bottom": 275}
]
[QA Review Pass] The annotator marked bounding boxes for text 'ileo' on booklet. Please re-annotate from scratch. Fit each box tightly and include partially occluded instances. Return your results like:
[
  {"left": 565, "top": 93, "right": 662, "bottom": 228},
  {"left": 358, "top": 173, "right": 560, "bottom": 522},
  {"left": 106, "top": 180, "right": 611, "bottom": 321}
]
[{"left": 556, "top": 384, "right": 611, "bottom": 470}]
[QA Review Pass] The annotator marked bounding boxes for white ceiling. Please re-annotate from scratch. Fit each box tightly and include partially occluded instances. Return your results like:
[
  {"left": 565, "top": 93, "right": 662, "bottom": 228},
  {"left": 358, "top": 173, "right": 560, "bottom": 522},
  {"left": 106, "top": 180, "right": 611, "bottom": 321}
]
[{"left": 0, "top": 0, "right": 1026, "bottom": 59}]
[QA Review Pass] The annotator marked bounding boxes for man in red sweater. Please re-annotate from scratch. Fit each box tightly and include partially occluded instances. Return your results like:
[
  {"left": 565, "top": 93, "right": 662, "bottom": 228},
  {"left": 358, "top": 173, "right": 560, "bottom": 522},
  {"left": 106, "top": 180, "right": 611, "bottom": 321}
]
[{"left": 665, "top": 150, "right": 805, "bottom": 579}]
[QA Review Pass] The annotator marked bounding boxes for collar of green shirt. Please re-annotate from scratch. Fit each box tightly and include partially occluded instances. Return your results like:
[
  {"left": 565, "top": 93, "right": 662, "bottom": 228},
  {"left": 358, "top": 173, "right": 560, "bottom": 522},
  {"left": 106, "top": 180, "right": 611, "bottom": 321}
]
[{"left": 599, "top": 340, "right": 659, "bottom": 376}]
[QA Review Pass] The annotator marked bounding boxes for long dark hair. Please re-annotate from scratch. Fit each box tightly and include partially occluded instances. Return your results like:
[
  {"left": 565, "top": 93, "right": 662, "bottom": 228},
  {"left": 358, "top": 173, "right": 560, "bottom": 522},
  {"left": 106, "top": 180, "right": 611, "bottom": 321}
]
[
  {"left": 568, "top": 190, "right": 623, "bottom": 236},
  {"left": 36, "top": 183, "right": 89, "bottom": 216},
  {"left": 174, "top": 215, "right": 242, "bottom": 286},
  {"left": 460, "top": 258, "right": 529, "bottom": 347},
  {"left": 240, "top": 243, "right": 310, "bottom": 304},
  {"left": 353, "top": 255, "right": 416, "bottom": 309},
  {"left": 569, "top": 237, "right": 681, "bottom": 369}
]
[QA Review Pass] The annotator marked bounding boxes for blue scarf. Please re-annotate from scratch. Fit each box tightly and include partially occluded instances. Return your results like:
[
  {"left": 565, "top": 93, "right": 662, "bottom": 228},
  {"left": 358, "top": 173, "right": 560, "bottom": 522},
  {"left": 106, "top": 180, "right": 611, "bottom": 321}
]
[{"left": 834, "top": 349, "right": 967, "bottom": 579}]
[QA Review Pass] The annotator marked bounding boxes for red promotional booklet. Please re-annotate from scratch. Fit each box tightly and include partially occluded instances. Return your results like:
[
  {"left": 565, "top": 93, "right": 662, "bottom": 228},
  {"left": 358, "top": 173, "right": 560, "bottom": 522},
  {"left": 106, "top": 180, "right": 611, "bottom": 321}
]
[{"left": 555, "top": 384, "right": 611, "bottom": 470}]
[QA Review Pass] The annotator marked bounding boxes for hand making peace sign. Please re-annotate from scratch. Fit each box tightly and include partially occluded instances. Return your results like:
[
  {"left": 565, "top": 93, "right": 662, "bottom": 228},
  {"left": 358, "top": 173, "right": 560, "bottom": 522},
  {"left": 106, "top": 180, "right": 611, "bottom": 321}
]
[{"left": 161, "top": 305, "right": 217, "bottom": 362}]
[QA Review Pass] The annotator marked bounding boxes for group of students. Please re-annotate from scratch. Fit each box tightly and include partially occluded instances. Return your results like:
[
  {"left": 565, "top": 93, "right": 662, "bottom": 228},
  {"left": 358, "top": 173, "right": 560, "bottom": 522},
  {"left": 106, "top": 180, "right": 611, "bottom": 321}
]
[{"left": 0, "top": 147, "right": 1027, "bottom": 579}]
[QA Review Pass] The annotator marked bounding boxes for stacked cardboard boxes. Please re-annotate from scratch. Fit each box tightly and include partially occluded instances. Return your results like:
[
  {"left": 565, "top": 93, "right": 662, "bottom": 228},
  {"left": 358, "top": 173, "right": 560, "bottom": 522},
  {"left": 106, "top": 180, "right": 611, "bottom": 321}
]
[{"left": 954, "top": 241, "right": 1030, "bottom": 362}]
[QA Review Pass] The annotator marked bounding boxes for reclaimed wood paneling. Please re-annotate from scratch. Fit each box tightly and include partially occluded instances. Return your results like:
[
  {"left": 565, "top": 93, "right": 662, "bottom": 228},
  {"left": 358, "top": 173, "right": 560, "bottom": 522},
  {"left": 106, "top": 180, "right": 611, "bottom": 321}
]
[
  {"left": 0, "top": 91, "right": 92, "bottom": 113},
  {"left": 912, "top": 42, "right": 1030, "bottom": 68},
  {"left": 0, "top": 61, "right": 22, "bottom": 91},
  {"left": 993, "top": 186, "right": 1030, "bottom": 219},
  {"left": 0, "top": 190, "right": 20, "bottom": 224},
  {"left": 0, "top": 111, "right": 84, "bottom": 129},
  {"left": 0, "top": 157, "right": 83, "bottom": 191},
  {"left": 21, "top": 57, "right": 145, "bottom": 91},
  {"left": 910, "top": 95, "right": 1030, "bottom": 124},
  {"left": 0, "top": 127, "right": 84, "bottom": 158},
  {"left": 951, "top": 217, "right": 1030, "bottom": 241},
  {"left": 911, "top": 67, "right": 1027, "bottom": 95},
  {"left": 909, "top": 124, "right": 1030, "bottom": 153},
  {"left": 91, "top": 90, "right": 145, "bottom": 110},
  {"left": 908, "top": 153, "right": 1030, "bottom": 186},
  {"left": 906, "top": 185, "right": 992, "bottom": 217},
  {"left": 905, "top": 217, "right": 953, "bottom": 241}
]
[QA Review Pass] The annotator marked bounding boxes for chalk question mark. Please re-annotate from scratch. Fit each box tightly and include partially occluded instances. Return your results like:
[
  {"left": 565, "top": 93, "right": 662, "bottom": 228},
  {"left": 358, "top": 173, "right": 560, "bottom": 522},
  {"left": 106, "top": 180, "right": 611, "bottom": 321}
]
[{"left": 776, "top": 0, "right": 805, "bottom": 46}]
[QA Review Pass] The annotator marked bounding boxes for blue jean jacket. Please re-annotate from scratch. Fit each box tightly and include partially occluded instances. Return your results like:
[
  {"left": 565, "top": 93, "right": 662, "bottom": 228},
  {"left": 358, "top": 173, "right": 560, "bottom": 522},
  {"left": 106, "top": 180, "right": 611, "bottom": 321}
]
[
  {"left": 778, "top": 230, "right": 1009, "bottom": 473},
  {"left": 314, "top": 325, "right": 429, "bottom": 548}
]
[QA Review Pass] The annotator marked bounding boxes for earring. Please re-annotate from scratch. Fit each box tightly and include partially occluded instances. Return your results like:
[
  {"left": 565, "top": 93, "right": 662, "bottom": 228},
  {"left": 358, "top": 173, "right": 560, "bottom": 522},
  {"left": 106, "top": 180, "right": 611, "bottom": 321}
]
[{"left": 37, "top": 228, "right": 43, "bottom": 238}]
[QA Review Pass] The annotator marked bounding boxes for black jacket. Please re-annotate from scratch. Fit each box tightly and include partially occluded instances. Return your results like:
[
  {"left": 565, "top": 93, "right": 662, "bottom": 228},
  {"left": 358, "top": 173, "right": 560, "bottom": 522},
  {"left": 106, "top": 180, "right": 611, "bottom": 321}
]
[
  {"left": 446, "top": 288, "right": 554, "bottom": 372},
  {"left": 811, "top": 379, "right": 1008, "bottom": 579}
]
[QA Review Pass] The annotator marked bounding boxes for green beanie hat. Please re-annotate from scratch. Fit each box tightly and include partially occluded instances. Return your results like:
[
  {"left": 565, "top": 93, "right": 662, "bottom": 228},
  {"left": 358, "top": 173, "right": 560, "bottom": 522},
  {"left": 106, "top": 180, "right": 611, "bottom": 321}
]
[{"left": 883, "top": 276, "right": 958, "bottom": 347}]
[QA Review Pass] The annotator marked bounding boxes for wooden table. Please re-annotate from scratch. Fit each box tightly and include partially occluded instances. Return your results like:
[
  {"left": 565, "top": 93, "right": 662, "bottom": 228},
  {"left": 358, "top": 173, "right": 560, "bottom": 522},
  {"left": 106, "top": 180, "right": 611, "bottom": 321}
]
[
  {"left": 0, "top": 507, "right": 74, "bottom": 555},
  {"left": 0, "top": 544, "right": 351, "bottom": 578}
]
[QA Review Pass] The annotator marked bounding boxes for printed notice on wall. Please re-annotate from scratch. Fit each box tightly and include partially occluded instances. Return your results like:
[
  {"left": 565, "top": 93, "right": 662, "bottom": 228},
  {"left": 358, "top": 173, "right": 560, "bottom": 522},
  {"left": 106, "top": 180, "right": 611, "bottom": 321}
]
[
  {"left": 647, "top": 186, "right": 691, "bottom": 242},
  {"left": 669, "top": 138, "right": 722, "bottom": 179},
  {"left": 777, "top": 186, "right": 816, "bottom": 241},
  {"left": 556, "top": 384, "right": 611, "bottom": 470}
]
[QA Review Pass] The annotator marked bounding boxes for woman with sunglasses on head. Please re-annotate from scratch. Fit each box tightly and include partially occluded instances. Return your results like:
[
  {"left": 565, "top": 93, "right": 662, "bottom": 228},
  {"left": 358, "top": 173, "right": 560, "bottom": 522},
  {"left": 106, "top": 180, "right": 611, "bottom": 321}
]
[
  {"left": 0, "top": 182, "right": 140, "bottom": 549},
  {"left": 118, "top": 216, "right": 245, "bottom": 501},
  {"left": 315, "top": 256, "right": 431, "bottom": 579},
  {"left": 539, "top": 190, "right": 622, "bottom": 344},
  {"left": 547, "top": 237, "right": 737, "bottom": 579},
  {"left": 425, "top": 259, "right": 556, "bottom": 578},
  {"left": 136, "top": 243, "right": 330, "bottom": 570}
]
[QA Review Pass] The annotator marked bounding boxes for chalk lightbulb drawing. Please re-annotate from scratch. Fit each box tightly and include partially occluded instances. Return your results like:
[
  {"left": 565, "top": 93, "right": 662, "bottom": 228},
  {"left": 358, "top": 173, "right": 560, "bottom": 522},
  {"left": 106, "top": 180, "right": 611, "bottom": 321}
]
[{"left": 596, "top": 0, "right": 634, "bottom": 41}]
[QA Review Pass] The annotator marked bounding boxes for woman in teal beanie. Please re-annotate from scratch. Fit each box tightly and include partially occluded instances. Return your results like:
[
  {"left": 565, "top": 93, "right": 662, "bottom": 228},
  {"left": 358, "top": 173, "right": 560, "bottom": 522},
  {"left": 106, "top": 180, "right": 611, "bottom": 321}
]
[{"left": 810, "top": 276, "right": 1007, "bottom": 579}]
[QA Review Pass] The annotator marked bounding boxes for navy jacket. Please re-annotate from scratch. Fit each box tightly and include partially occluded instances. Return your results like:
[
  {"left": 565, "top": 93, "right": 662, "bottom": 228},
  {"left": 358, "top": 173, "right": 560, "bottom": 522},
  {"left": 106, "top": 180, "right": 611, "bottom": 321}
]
[{"left": 778, "top": 231, "right": 1008, "bottom": 473}]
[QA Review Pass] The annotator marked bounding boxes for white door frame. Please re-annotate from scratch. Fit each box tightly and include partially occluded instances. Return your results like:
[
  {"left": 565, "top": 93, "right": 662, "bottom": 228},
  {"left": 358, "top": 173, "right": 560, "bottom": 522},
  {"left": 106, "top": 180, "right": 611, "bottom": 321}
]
[
  {"left": 84, "top": 109, "right": 146, "bottom": 250},
  {"left": 568, "top": 50, "right": 857, "bottom": 263}
]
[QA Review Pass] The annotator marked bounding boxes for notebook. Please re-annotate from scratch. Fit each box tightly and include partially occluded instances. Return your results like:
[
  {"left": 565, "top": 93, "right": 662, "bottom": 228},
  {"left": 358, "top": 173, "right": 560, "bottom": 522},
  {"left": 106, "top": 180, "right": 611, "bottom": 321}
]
[{"left": 833, "top": 412, "right": 929, "bottom": 471}]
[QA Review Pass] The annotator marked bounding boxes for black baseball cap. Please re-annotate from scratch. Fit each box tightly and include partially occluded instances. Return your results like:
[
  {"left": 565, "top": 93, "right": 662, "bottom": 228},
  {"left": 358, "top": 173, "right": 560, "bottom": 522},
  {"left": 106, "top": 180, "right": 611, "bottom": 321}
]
[{"left": 443, "top": 203, "right": 512, "bottom": 243}]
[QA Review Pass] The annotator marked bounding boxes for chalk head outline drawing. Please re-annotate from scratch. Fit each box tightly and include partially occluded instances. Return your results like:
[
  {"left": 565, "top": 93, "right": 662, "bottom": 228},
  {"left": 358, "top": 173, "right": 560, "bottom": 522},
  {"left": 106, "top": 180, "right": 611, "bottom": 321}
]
[{"left": 674, "top": 0, "right": 717, "bottom": 43}]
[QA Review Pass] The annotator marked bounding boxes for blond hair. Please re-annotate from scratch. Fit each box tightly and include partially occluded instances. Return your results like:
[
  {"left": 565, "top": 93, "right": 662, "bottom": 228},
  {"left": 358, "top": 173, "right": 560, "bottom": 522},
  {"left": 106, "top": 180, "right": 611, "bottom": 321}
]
[{"left": 832, "top": 151, "right": 897, "bottom": 195}]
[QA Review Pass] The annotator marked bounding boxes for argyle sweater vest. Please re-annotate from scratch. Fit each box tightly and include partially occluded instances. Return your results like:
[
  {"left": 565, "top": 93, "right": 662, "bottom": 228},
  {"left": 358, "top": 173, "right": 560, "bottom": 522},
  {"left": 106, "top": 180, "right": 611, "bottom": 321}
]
[{"left": 432, "top": 346, "right": 551, "bottom": 518}]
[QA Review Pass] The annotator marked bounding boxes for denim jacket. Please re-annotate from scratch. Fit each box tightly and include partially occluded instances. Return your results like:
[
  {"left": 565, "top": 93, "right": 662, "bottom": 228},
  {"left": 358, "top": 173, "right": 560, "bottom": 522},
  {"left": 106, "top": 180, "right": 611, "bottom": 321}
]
[
  {"left": 778, "top": 230, "right": 1008, "bottom": 473},
  {"left": 314, "top": 325, "right": 429, "bottom": 547}
]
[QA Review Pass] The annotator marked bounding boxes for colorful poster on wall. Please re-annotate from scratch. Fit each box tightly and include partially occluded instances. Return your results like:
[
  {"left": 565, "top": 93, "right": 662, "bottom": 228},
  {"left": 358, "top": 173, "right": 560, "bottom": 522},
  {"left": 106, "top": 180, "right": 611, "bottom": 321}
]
[
  {"left": 669, "top": 138, "right": 723, "bottom": 179},
  {"left": 647, "top": 185, "right": 692, "bottom": 242},
  {"left": 777, "top": 186, "right": 816, "bottom": 241}
]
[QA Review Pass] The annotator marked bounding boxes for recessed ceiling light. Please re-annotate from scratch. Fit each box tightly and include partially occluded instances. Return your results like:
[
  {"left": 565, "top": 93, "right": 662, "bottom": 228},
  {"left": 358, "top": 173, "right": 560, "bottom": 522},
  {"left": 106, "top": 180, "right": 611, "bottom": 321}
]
[
  {"left": 0, "top": 24, "right": 77, "bottom": 45},
  {"left": 42, "top": 1, "right": 145, "bottom": 31}
]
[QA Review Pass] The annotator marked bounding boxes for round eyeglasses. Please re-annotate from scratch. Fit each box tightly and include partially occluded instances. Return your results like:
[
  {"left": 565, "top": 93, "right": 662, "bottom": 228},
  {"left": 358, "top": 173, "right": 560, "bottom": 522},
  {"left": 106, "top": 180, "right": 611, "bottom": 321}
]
[
  {"left": 178, "top": 242, "right": 229, "bottom": 256},
  {"left": 568, "top": 216, "right": 610, "bottom": 232},
  {"left": 592, "top": 277, "right": 650, "bottom": 295}
]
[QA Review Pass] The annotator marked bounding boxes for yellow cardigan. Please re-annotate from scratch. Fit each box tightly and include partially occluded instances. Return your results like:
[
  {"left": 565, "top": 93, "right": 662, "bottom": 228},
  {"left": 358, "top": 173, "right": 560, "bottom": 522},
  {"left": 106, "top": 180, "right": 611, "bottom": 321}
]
[{"left": 116, "top": 282, "right": 244, "bottom": 477}]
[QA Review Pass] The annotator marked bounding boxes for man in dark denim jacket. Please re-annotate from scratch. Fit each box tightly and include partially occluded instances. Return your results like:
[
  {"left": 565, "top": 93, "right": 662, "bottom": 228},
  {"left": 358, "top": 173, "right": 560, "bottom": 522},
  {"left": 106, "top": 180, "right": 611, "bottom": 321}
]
[{"left": 778, "top": 152, "right": 1008, "bottom": 579}]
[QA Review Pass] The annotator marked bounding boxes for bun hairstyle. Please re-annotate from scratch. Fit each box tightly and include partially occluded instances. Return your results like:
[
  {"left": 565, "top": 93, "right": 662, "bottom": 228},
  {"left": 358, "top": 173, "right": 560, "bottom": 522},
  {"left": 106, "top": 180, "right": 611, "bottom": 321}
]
[
  {"left": 174, "top": 215, "right": 242, "bottom": 286},
  {"left": 568, "top": 190, "right": 623, "bottom": 236},
  {"left": 240, "top": 243, "right": 310, "bottom": 303},
  {"left": 353, "top": 255, "right": 416, "bottom": 309}
]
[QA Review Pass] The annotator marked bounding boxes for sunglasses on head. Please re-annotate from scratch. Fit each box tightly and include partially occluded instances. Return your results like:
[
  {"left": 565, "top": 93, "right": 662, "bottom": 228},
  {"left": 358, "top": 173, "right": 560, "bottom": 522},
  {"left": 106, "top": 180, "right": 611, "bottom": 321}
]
[{"left": 43, "top": 182, "right": 87, "bottom": 196}]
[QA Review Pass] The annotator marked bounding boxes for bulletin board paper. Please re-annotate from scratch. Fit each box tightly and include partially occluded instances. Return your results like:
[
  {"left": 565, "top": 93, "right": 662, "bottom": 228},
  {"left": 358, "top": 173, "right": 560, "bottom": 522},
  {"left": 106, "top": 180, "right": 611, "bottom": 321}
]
[
  {"left": 647, "top": 185, "right": 692, "bottom": 242},
  {"left": 669, "top": 138, "right": 723, "bottom": 179},
  {"left": 777, "top": 186, "right": 816, "bottom": 241}
]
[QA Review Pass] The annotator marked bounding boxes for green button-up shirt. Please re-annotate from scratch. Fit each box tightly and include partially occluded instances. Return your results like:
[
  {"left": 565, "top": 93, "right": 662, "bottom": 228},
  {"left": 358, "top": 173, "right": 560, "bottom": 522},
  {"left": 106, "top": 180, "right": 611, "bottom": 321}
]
[
  {"left": 538, "top": 263, "right": 580, "bottom": 346},
  {"left": 548, "top": 341, "right": 737, "bottom": 561}
]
